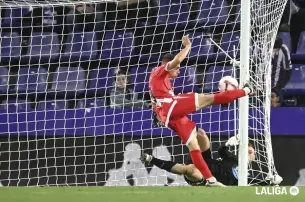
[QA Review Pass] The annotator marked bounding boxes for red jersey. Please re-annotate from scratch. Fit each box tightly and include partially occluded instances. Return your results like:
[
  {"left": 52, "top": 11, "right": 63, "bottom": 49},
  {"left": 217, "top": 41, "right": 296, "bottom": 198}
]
[{"left": 149, "top": 64, "right": 174, "bottom": 99}]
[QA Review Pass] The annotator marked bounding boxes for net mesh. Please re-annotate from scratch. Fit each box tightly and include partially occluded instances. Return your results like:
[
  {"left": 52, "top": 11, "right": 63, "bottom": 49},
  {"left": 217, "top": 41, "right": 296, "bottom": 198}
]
[{"left": 0, "top": 0, "right": 287, "bottom": 186}]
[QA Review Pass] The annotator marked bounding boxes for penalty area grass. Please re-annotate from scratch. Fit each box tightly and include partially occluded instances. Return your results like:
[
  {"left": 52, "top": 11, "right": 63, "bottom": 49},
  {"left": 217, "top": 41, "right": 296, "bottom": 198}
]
[{"left": 0, "top": 186, "right": 304, "bottom": 202}]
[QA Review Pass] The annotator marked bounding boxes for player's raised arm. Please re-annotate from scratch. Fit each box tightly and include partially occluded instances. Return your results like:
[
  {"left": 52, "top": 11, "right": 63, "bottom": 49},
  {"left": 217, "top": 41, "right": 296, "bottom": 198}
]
[{"left": 167, "top": 35, "right": 192, "bottom": 71}]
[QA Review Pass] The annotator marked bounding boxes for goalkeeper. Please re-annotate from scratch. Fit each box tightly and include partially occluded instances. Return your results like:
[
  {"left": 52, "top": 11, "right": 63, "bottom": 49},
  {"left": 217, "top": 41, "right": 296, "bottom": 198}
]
[{"left": 140, "top": 129, "right": 283, "bottom": 186}]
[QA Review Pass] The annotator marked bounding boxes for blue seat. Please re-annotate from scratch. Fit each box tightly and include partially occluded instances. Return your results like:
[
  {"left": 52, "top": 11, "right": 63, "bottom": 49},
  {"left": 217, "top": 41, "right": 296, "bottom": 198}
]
[
  {"left": 63, "top": 32, "right": 98, "bottom": 62},
  {"left": 77, "top": 98, "right": 105, "bottom": 109},
  {"left": 101, "top": 32, "right": 134, "bottom": 59},
  {"left": 12, "top": 67, "right": 48, "bottom": 93},
  {"left": 278, "top": 32, "right": 292, "bottom": 52},
  {"left": 291, "top": 32, "right": 305, "bottom": 60},
  {"left": 157, "top": 0, "right": 189, "bottom": 28},
  {"left": 217, "top": 32, "right": 240, "bottom": 59},
  {"left": 0, "top": 32, "right": 21, "bottom": 62},
  {"left": 23, "top": 32, "right": 60, "bottom": 62},
  {"left": 297, "top": 31, "right": 305, "bottom": 54},
  {"left": 37, "top": 100, "right": 68, "bottom": 110},
  {"left": 188, "top": 32, "right": 214, "bottom": 59},
  {"left": 88, "top": 67, "right": 117, "bottom": 96},
  {"left": 203, "top": 66, "right": 235, "bottom": 93},
  {"left": 50, "top": 66, "right": 86, "bottom": 96},
  {"left": 0, "top": 67, "right": 9, "bottom": 94},
  {"left": 1, "top": 99, "right": 32, "bottom": 111},
  {"left": 130, "top": 66, "right": 154, "bottom": 93},
  {"left": 197, "top": 0, "right": 229, "bottom": 25},
  {"left": 282, "top": 64, "right": 305, "bottom": 95},
  {"left": 2, "top": 7, "right": 30, "bottom": 28},
  {"left": 172, "top": 66, "right": 197, "bottom": 94}
]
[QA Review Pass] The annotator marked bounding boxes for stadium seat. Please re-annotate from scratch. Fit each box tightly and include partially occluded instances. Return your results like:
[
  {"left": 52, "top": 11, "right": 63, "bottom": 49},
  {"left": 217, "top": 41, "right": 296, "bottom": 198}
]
[
  {"left": 296, "top": 31, "right": 305, "bottom": 55},
  {"left": 37, "top": 100, "right": 68, "bottom": 110},
  {"left": 50, "top": 66, "right": 86, "bottom": 97},
  {"left": 1, "top": 99, "right": 32, "bottom": 111},
  {"left": 101, "top": 31, "right": 134, "bottom": 59},
  {"left": 0, "top": 32, "right": 21, "bottom": 63},
  {"left": 88, "top": 67, "right": 117, "bottom": 96},
  {"left": 157, "top": 0, "right": 189, "bottom": 28},
  {"left": 12, "top": 66, "right": 48, "bottom": 94},
  {"left": 77, "top": 98, "right": 105, "bottom": 109},
  {"left": 203, "top": 66, "right": 235, "bottom": 93},
  {"left": 197, "top": 0, "right": 229, "bottom": 26},
  {"left": 1, "top": 7, "right": 30, "bottom": 28},
  {"left": 172, "top": 65, "right": 197, "bottom": 94},
  {"left": 63, "top": 32, "right": 98, "bottom": 62},
  {"left": 278, "top": 32, "right": 292, "bottom": 52},
  {"left": 130, "top": 66, "right": 154, "bottom": 93},
  {"left": 23, "top": 32, "right": 60, "bottom": 62},
  {"left": 282, "top": 64, "right": 305, "bottom": 95},
  {"left": 217, "top": 32, "right": 240, "bottom": 59},
  {"left": 0, "top": 67, "right": 9, "bottom": 94},
  {"left": 187, "top": 32, "right": 214, "bottom": 59}
]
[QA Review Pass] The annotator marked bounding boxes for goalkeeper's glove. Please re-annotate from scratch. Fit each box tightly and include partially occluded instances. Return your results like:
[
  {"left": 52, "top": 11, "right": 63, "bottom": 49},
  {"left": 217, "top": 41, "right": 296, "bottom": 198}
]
[{"left": 225, "top": 135, "right": 240, "bottom": 147}]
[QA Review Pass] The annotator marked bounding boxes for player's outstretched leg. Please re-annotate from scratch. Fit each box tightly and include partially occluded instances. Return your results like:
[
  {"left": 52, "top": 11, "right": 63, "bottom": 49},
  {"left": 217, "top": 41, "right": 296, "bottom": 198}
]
[
  {"left": 187, "top": 130, "right": 225, "bottom": 187},
  {"left": 196, "top": 82, "right": 253, "bottom": 110}
]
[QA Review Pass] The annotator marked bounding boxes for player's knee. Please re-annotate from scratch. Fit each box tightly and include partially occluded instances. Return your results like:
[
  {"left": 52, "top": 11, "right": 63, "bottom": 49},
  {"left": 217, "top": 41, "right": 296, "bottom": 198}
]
[
  {"left": 187, "top": 136, "right": 200, "bottom": 151},
  {"left": 197, "top": 94, "right": 214, "bottom": 109},
  {"left": 197, "top": 128, "right": 210, "bottom": 152}
]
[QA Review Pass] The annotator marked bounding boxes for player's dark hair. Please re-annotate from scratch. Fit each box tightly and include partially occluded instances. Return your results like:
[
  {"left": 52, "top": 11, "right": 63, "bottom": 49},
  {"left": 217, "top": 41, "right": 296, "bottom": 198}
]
[
  {"left": 273, "top": 37, "right": 283, "bottom": 49},
  {"left": 162, "top": 53, "right": 174, "bottom": 63}
]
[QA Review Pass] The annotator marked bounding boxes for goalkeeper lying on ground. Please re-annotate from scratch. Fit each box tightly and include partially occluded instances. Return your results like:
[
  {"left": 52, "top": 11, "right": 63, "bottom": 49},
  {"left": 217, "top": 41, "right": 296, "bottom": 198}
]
[{"left": 140, "top": 128, "right": 282, "bottom": 186}]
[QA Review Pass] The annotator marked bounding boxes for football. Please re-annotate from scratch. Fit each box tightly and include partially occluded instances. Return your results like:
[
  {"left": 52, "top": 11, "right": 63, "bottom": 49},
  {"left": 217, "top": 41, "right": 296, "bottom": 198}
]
[{"left": 218, "top": 76, "right": 239, "bottom": 92}]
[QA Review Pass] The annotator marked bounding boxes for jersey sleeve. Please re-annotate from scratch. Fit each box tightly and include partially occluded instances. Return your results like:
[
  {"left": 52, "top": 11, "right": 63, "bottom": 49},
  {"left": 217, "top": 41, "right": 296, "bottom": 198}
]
[{"left": 217, "top": 144, "right": 238, "bottom": 164}]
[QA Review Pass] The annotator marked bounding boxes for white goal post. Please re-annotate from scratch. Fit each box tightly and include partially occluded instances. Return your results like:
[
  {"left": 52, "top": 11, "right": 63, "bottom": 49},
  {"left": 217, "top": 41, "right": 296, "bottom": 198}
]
[{"left": 0, "top": 0, "right": 287, "bottom": 186}]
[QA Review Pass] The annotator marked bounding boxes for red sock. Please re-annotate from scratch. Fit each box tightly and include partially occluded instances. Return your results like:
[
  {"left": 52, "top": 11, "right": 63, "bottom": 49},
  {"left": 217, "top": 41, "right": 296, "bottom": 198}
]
[
  {"left": 213, "top": 89, "right": 246, "bottom": 105},
  {"left": 190, "top": 150, "right": 213, "bottom": 179}
]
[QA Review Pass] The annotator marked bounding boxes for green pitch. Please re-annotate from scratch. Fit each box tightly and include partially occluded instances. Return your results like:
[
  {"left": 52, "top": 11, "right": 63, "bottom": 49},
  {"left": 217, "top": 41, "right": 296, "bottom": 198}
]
[{"left": 1, "top": 187, "right": 304, "bottom": 202}]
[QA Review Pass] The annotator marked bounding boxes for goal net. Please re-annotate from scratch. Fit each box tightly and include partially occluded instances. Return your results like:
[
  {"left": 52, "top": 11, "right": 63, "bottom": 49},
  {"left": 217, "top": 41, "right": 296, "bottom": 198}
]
[{"left": 0, "top": 0, "right": 287, "bottom": 186}]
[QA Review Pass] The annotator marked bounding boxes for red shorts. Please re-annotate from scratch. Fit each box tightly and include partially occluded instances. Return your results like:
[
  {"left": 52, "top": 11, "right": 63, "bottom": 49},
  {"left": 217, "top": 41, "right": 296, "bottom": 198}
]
[{"left": 156, "top": 93, "right": 198, "bottom": 144}]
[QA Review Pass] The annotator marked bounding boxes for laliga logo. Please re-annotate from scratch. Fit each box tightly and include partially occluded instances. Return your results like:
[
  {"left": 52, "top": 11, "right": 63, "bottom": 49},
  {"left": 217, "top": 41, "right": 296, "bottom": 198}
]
[{"left": 256, "top": 186, "right": 299, "bottom": 196}]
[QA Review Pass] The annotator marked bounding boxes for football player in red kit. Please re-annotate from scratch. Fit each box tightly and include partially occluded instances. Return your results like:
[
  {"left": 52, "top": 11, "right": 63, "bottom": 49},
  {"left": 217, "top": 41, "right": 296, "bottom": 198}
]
[{"left": 149, "top": 35, "right": 253, "bottom": 187}]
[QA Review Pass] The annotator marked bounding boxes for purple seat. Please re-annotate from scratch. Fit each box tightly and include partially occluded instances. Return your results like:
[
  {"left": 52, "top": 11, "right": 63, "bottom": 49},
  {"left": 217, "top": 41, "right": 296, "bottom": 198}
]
[
  {"left": 172, "top": 65, "right": 197, "bottom": 94},
  {"left": 217, "top": 32, "right": 240, "bottom": 59},
  {"left": 77, "top": 98, "right": 105, "bottom": 109},
  {"left": 0, "top": 32, "right": 21, "bottom": 62},
  {"left": 50, "top": 66, "right": 86, "bottom": 96},
  {"left": 101, "top": 32, "right": 134, "bottom": 59},
  {"left": 291, "top": 32, "right": 305, "bottom": 60},
  {"left": 157, "top": 0, "right": 189, "bottom": 28},
  {"left": 0, "top": 67, "right": 9, "bottom": 94},
  {"left": 203, "top": 66, "right": 235, "bottom": 93},
  {"left": 188, "top": 32, "right": 214, "bottom": 59},
  {"left": 63, "top": 32, "right": 98, "bottom": 62},
  {"left": 130, "top": 66, "right": 154, "bottom": 93},
  {"left": 37, "top": 100, "right": 68, "bottom": 110},
  {"left": 1, "top": 99, "right": 32, "bottom": 111},
  {"left": 88, "top": 67, "right": 116, "bottom": 95},
  {"left": 282, "top": 64, "right": 305, "bottom": 95},
  {"left": 297, "top": 31, "right": 305, "bottom": 54},
  {"left": 2, "top": 7, "right": 30, "bottom": 28},
  {"left": 23, "top": 32, "right": 60, "bottom": 62},
  {"left": 278, "top": 32, "right": 292, "bottom": 52},
  {"left": 197, "top": 0, "right": 229, "bottom": 26},
  {"left": 13, "top": 67, "right": 48, "bottom": 93}
]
